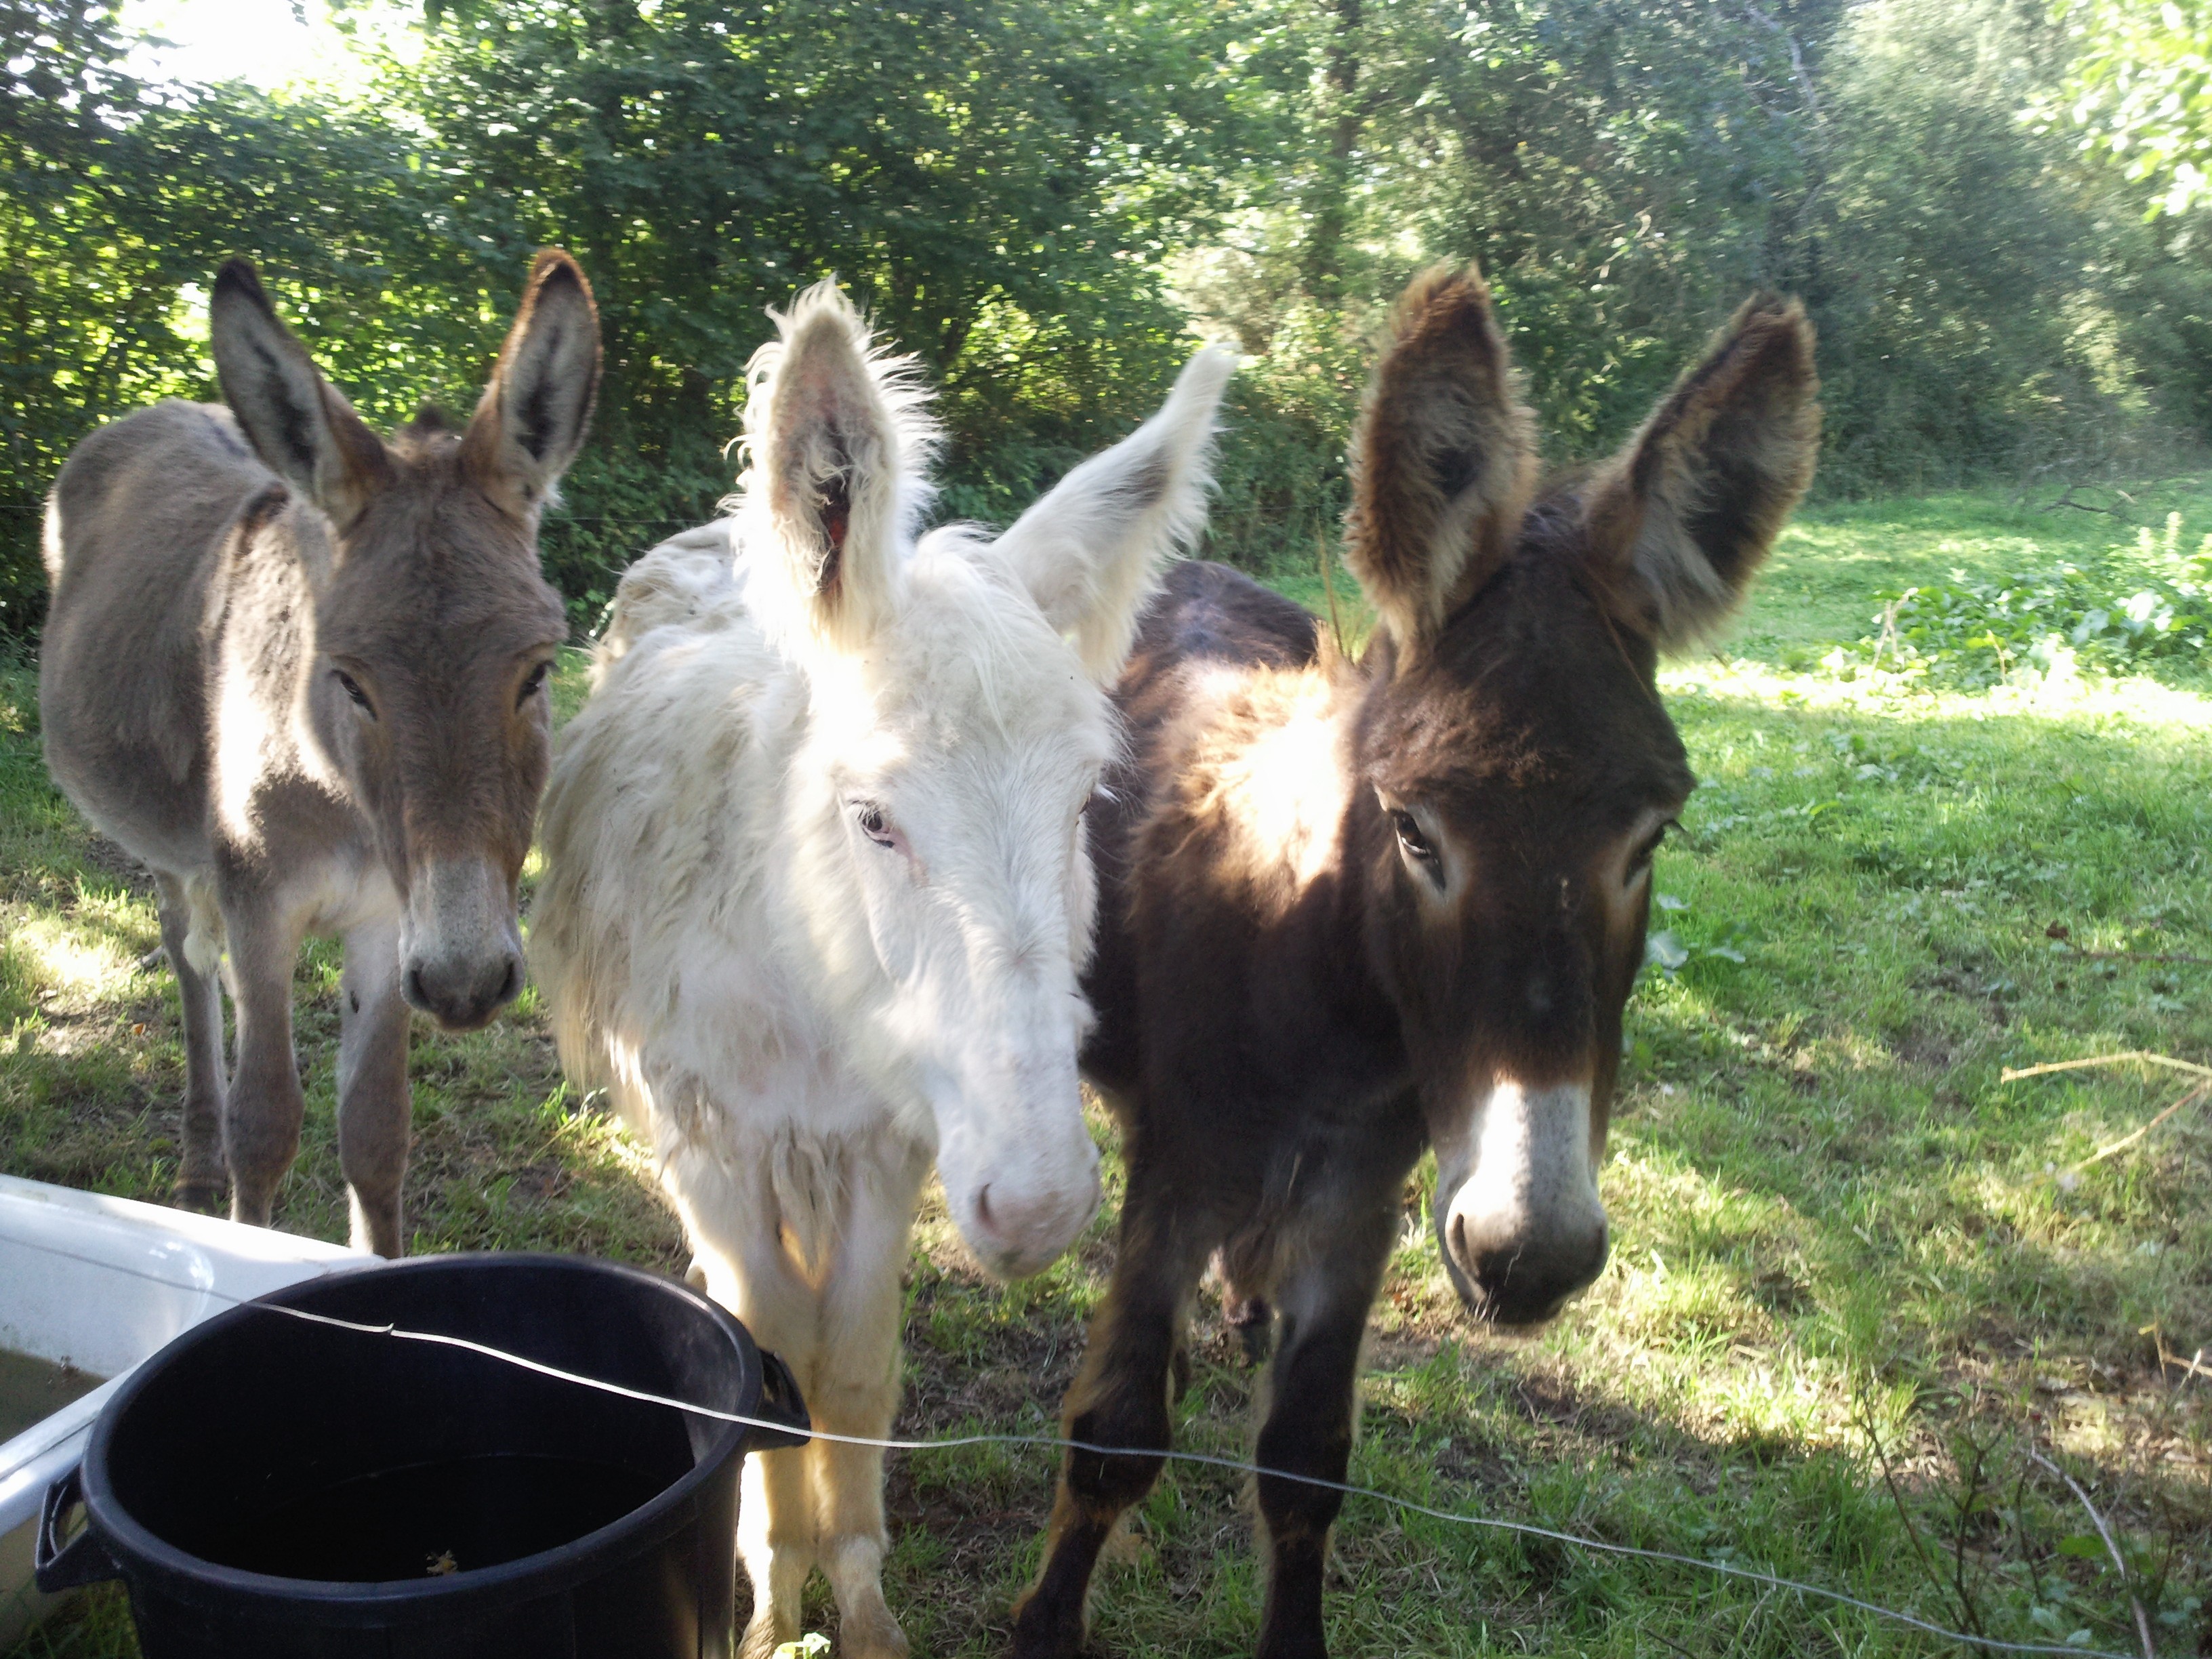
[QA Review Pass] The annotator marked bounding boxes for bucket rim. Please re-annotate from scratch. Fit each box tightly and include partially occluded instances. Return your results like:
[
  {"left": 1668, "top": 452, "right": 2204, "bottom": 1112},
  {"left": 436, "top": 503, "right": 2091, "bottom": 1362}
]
[{"left": 76, "top": 1250, "right": 755, "bottom": 1616}]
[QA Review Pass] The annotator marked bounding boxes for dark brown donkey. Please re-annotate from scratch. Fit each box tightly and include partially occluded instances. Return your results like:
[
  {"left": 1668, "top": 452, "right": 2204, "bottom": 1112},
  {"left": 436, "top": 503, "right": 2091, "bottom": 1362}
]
[
  {"left": 1012, "top": 264, "right": 1820, "bottom": 1658},
  {"left": 39, "top": 251, "right": 600, "bottom": 1255}
]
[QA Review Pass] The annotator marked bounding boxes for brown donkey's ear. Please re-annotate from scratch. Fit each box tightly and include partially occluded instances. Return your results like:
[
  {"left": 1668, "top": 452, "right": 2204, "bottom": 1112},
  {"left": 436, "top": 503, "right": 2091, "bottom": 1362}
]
[
  {"left": 210, "top": 259, "right": 392, "bottom": 528},
  {"left": 1582, "top": 293, "right": 1820, "bottom": 650},
  {"left": 462, "top": 249, "right": 603, "bottom": 516},
  {"left": 1343, "top": 263, "right": 1537, "bottom": 651}
]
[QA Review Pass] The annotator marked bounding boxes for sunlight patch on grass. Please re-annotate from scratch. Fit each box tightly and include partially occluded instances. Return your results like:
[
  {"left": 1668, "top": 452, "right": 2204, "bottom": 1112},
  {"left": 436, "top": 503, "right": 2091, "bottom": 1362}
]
[{"left": 12, "top": 915, "right": 141, "bottom": 996}]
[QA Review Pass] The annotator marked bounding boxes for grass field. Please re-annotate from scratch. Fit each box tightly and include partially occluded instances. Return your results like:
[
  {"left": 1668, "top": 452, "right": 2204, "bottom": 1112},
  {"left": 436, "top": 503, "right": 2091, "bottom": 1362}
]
[{"left": 5, "top": 480, "right": 2210, "bottom": 1657}]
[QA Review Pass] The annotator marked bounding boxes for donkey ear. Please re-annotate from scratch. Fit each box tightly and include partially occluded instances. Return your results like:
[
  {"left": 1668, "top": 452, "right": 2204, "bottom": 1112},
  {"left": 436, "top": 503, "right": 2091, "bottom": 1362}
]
[
  {"left": 462, "top": 249, "right": 602, "bottom": 516},
  {"left": 995, "top": 346, "right": 1233, "bottom": 682},
  {"left": 1582, "top": 293, "right": 1820, "bottom": 649},
  {"left": 1343, "top": 263, "right": 1537, "bottom": 651},
  {"left": 745, "top": 279, "right": 931, "bottom": 650},
  {"left": 209, "top": 259, "right": 391, "bottom": 527}
]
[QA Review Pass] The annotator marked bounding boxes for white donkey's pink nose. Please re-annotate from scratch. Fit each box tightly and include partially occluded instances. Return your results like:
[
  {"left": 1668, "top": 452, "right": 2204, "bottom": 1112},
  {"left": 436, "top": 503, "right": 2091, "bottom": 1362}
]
[{"left": 969, "top": 1171, "right": 1099, "bottom": 1279}]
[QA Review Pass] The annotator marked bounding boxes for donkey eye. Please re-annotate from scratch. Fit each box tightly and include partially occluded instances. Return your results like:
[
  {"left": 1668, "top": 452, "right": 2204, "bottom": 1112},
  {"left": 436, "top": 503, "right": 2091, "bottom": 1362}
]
[
  {"left": 518, "top": 661, "right": 552, "bottom": 708},
  {"left": 856, "top": 804, "right": 897, "bottom": 848},
  {"left": 1390, "top": 810, "right": 1436, "bottom": 864},
  {"left": 1628, "top": 821, "right": 1675, "bottom": 876},
  {"left": 333, "top": 670, "right": 375, "bottom": 718}
]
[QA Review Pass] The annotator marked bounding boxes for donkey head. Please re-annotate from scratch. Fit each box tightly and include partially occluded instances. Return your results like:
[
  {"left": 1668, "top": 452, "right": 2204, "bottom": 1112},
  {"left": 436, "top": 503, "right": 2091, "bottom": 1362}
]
[
  {"left": 211, "top": 252, "right": 600, "bottom": 1029},
  {"left": 743, "top": 283, "right": 1232, "bottom": 1278},
  {"left": 1345, "top": 265, "right": 1819, "bottom": 1325}
]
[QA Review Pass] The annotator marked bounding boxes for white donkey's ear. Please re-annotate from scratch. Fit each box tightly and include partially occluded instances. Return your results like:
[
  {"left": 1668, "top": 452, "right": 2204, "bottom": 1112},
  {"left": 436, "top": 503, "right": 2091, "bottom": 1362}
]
[
  {"left": 744, "top": 279, "right": 935, "bottom": 651},
  {"left": 996, "top": 346, "right": 1234, "bottom": 682}
]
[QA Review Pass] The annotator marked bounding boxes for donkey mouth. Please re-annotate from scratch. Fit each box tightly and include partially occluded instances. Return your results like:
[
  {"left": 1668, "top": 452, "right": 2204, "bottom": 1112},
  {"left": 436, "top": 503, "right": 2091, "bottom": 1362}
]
[
  {"left": 1439, "top": 1225, "right": 1609, "bottom": 1330},
  {"left": 401, "top": 956, "right": 523, "bottom": 1030}
]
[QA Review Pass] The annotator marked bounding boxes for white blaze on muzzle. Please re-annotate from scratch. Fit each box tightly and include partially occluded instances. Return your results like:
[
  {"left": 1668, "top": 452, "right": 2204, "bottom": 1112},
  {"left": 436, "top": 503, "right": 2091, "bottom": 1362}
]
[
  {"left": 401, "top": 855, "right": 525, "bottom": 1028},
  {"left": 1437, "top": 1077, "right": 1610, "bottom": 1322}
]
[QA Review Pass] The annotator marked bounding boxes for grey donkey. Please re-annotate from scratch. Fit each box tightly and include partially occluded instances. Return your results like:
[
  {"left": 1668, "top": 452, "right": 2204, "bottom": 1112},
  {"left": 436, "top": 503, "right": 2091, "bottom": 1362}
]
[{"left": 39, "top": 250, "right": 601, "bottom": 1254}]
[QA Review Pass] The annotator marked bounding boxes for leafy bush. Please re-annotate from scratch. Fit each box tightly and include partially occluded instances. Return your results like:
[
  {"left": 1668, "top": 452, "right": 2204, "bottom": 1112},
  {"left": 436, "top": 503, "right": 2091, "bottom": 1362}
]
[{"left": 1824, "top": 512, "right": 2212, "bottom": 687}]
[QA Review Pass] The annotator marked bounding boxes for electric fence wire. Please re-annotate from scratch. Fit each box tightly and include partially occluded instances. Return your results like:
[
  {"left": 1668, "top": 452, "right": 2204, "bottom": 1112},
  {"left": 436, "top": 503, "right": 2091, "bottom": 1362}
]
[{"left": 10, "top": 1232, "right": 2139, "bottom": 1659}]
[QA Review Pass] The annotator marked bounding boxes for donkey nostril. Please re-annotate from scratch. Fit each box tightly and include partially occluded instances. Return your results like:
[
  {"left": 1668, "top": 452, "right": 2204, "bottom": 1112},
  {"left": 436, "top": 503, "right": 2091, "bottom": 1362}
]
[
  {"left": 975, "top": 1184, "right": 996, "bottom": 1233},
  {"left": 495, "top": 957, "right": 521, "bottom": 1006},
  {"left": 1448, "top": 1211, "right": 1470, "bottom": 1267},
  {"left": 403, "top": 966, "right": 428, "bottom": 1009}
]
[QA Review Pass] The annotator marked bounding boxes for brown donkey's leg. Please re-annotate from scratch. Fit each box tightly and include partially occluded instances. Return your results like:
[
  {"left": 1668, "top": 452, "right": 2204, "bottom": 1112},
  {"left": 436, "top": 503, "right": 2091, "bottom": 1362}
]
[
  {"left": 154, "top": 872, "right": 228, "bottom": 1213},
  {"left": 1012, "top": 1184, "right": 1210, "bottom": 1659},
  {"left": 1249, "top": 1198, "right": 1400, "bottom": 1659},
  {"left": 218, "top": 894, "right": 306, "bottom": 1230},
  {"left": 336, "top": 920, "right": 411, "bottom": 1256}
]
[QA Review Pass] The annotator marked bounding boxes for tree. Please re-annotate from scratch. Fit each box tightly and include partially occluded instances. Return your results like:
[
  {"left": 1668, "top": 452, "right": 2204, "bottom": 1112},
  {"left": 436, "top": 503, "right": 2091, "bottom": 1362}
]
[{"left": 2057, "top": 0, "right": 2212, "bottom": 217}]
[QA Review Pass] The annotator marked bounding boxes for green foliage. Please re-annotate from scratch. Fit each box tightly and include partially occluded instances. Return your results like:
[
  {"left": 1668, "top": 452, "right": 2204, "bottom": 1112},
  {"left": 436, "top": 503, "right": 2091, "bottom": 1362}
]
[
  {"left": 1827, "top": 510, "right": 2212, "bottom": 686},
  {"left": 2054, "top": 0, "right": 2212, "bottom": 216},
  {"left": 9, "top": 0, "right": 2212, "bottom": 628}
]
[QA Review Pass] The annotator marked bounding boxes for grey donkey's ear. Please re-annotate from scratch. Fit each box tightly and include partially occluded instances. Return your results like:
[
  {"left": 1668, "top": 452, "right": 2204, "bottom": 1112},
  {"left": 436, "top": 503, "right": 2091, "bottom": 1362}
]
[
  {"left": 995, "top": 346, "right": 1233, "bottom": 682},
  {"left": 211, "top": 259, "right": 392, "bottom": 527},
  {"left": 462, "top": 250, "right": 602, "bottom": 516},
  {"left": 1343, "top": 263, "right": 1538, "bottom": 653},
  {"left": 1582, "top": 293, "right": 1820, "bottom": 650}
]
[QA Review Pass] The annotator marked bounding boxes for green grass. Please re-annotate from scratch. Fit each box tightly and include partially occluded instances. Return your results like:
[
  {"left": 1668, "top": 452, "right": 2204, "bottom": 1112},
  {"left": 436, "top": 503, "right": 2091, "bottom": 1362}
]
[{"left": 7, "top": 483, "right": 2212, "bottom": 1657}]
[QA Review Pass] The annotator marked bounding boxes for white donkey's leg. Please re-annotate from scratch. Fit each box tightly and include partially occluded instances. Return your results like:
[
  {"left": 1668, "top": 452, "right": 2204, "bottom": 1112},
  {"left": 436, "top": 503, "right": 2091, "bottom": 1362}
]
[
  {"left": 667, "top": 1141, "right": 823, "bottom": 1659},
  {"left": 808, "top": 1134, "right": 930, "bottom": 1659}
]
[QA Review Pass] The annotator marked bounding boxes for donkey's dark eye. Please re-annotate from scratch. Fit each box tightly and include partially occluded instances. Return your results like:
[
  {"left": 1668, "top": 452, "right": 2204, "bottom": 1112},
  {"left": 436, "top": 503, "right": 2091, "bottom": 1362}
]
[
  {"left": 518, "top": 661, "right": 552, "bottom": 707},
  {"left": 857, "top": 804, "right": 896, "bottom": 848},
  {"left": 333, "top": 670, "right": 374, "bottom": 718},
  {"left": 1629, "top": 821, "right": 1675, "bottom": 874},
  {"left": 1390, "top": 810, "right": 1436, "bottom": 864}
]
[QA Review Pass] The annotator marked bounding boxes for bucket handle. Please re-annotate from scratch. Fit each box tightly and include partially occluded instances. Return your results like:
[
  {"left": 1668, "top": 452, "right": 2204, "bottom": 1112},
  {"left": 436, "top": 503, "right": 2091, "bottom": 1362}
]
[
  {"left": 35, "top": 1463, "right": 121, "bottom": 1593},
  {"left": 744, "top": 1349, "right": 812, "bottom": 1453}
]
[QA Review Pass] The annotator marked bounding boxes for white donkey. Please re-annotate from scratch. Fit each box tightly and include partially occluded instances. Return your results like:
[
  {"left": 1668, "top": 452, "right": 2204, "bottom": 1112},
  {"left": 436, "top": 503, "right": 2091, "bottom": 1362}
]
[{"left": 531, "top": 281, "right": 1232, "bottom": 1658}]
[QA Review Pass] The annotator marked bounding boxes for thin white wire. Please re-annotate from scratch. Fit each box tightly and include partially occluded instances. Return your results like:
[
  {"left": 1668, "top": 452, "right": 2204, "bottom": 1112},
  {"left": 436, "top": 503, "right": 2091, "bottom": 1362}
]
[{"left": 9, "top": 1233, "right": 2135, "bottom": 1658}]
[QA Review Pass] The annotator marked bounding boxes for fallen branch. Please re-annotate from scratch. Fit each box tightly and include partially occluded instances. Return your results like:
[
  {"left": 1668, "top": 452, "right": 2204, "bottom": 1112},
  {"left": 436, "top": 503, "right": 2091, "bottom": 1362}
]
[
  {"left": 2041, "top": 484, "right": 2132, "bottom": 520},
  {"left": 2026, "top": 1450, "right": 2156, "bottom": 1659},
  {"left": 2147, "top": 1326, "right": 2211, "bottom": 1388},
  {"left": 2001, "top": 1052, "right": 2212, "bottom": 1085},
  {"left": 2072, "top": 1084, "right": 2210, "bottom": 1172}
]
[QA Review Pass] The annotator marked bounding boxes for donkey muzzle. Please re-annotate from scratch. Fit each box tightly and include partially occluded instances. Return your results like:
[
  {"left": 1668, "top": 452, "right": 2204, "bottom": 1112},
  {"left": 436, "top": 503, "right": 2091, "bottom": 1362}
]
[
  {"left": 401, "top": 857, "right": 525, "bottom": 1030},
  {"left": 966, "top": 1169, "right": 1101, "bottom": 1280},
  {"left": 1435, "top": 1078, "right": 1610, "bottom": 1327}
]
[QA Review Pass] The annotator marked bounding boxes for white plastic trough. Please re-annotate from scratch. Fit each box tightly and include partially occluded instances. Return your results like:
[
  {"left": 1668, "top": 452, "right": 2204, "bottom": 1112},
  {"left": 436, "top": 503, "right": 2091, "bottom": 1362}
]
[{"left": 0, "top": 1174, "right": 371, "bottom": 1645}]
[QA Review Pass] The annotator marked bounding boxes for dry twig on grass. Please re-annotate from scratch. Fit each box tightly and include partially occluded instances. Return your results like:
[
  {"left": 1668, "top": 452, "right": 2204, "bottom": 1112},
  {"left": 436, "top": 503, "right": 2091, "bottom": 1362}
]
[
  {"left": 2001, "top": 1052, "right": 2212, "bottom": 1086},
  {"left": 2026, "top": 1450, "right": 2157, "bottom": 1659},
  {"left": 2002, "top": 1054, "right": 2212, "bottom": 1174}
]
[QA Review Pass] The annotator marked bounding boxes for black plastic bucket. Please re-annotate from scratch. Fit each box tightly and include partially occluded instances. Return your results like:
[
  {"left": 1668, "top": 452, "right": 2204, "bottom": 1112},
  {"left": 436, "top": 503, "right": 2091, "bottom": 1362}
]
[{"left": 35, "top": 1252, "right": 808, "bottom": 1658}]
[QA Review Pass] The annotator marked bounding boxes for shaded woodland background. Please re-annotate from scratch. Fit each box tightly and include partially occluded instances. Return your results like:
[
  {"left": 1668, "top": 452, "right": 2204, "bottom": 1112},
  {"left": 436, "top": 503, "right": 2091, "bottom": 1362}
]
[{"left": 7, "top": 0, "right": 2212, "bottom": 634}]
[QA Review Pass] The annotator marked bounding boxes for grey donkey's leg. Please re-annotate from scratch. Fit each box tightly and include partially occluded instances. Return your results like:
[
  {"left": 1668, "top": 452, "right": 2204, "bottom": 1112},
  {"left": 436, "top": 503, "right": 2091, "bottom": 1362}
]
[
  {"left": 337, "top": 920, "right": 411, "bottom": 1256},
  {"left": 153, "top": 872, "right": 227, "bottom": 1213},
  {"left": 218, "top": 897, "right": 308, "bottom": 1230}
]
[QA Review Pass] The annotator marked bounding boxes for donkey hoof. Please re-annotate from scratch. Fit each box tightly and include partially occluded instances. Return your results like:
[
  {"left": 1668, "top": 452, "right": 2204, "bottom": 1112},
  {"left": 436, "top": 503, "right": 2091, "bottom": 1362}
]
[
  {"left": 838, "top": 1602, "right": 909, "bottom": 1659},
  {"left": 739, "top": 1612, "right": 800, "bottom": 1659},
  {"left": 171, "top": 1179, "right": 227, "bottom": 1214},
  {"left": 1009, "top": 1588, "right": 1085, "bottom": 1659}
]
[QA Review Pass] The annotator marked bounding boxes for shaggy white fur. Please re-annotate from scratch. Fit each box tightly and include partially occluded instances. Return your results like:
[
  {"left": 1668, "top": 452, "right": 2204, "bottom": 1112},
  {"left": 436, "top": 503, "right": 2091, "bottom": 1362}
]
[{"left": 531, "top": 280, "right": 1233, "bottom": 1659}]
